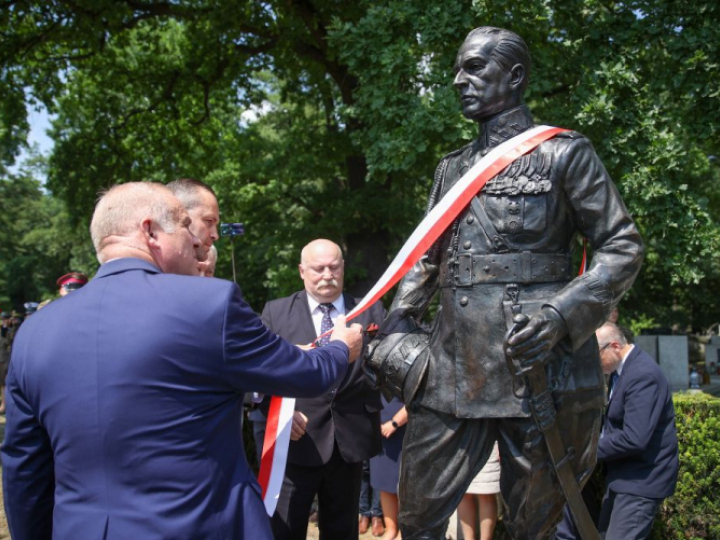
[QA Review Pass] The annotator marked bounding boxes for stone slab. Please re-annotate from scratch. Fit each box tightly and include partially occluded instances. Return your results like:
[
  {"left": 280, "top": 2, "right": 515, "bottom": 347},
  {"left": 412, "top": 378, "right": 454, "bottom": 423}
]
[
  {"left": 705, "top": 344, "right": 720, "bottom": 372},
  {"left": 635, "top": 335, "right": 658, "bottom": 363},
  {"left": 658, "top": 335, "right": 689, "bottom": 392}
]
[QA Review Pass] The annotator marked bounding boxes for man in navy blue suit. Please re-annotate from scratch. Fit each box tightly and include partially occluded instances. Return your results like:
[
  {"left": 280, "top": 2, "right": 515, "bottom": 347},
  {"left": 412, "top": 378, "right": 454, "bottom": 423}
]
[
  {"left": 594, "top": 322, "right": 679, "bottom": 539},
  {"left": 1, "top": 182, "right": 364, "bottom": 540}
]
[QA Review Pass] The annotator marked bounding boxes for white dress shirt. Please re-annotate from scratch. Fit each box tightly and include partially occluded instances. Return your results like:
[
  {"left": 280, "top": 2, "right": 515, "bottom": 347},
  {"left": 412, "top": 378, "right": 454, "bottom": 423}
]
[{"left": 307, "top": 294, "right": 346, "bottom": 338}]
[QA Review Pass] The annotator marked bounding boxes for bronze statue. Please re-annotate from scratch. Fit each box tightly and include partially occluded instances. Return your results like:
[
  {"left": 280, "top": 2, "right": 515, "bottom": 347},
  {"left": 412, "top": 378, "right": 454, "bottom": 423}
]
[{"left": 368, "top": 27, "right": 644, "bottom": 539}]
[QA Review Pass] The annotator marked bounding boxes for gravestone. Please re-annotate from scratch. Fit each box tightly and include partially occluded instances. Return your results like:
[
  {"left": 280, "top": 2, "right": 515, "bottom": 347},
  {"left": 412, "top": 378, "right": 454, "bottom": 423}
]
[
  {"left": 658, "top": 336, "right": 689, "bottom": 392},
  {"left": 635, "top": 335, "right": 689, "bottom": 391},
  {"left": 635, "top": 335, "right": 658, "bottom": 362},
  {"left": 705, "top": 336, "right": 720, "bottom": 373}
]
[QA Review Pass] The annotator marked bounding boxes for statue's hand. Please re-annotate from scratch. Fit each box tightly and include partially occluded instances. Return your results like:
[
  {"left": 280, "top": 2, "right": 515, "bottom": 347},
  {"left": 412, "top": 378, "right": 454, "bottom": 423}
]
[{"left": 505, "top": 307, "right": 568, "bottom": 368}]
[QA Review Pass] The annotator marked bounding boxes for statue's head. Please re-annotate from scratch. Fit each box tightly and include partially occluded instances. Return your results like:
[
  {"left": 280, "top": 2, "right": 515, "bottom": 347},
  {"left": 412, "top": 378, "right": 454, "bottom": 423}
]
[{"left": 453, "top": 27, "right": 531, "bottom": 122}]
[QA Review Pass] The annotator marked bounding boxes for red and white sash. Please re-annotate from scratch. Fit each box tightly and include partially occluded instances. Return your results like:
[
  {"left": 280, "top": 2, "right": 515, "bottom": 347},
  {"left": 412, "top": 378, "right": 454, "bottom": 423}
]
[{"left": 259, "top": 125, "right": 568, "bottom": 515}]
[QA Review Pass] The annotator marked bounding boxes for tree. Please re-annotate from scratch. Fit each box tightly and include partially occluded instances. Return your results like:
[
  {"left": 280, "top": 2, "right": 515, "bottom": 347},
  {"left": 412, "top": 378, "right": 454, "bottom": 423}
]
[
  {"left": 2, "top": 0, "right": 719, "bottom": 328},
  {"left": 0, "top": 151, "right": 97, "bottom": 310}
]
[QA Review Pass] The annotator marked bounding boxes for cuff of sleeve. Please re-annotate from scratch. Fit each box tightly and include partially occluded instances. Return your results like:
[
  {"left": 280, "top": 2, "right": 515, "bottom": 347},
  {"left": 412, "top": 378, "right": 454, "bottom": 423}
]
[{"left": 546, "top": 273, "right": 613, "bottom": 350}]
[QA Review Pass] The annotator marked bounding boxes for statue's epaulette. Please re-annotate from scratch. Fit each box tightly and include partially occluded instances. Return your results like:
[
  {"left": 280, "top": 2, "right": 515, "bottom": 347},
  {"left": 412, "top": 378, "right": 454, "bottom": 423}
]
[
  {"left": 426, "top": 141, "right": 474, "bottom": 219},
  {"left": 437, "top": 140, "right": 474, "bottom": 164},
  {"left": 554, "top": 130, "right": 585, "bottom": 140}
]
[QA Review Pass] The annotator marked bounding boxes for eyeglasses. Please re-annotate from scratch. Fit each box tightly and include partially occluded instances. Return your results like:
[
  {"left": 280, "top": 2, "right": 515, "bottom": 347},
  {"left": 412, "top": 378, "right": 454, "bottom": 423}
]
[{"left": 598, "top": 343, "right": 612, "bottom": 352}]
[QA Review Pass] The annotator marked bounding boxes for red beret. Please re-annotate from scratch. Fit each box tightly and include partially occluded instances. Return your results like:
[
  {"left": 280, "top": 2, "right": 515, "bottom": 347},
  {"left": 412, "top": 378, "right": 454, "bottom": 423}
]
[{"left": 56, "top": 272, "right": 89, "bottom": 287}]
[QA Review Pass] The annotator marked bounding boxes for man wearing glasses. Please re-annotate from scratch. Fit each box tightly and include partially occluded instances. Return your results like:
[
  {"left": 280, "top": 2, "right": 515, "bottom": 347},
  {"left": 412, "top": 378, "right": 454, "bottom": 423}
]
[{"left": 594, "top": 322, "right": 679, "bottom": 539}]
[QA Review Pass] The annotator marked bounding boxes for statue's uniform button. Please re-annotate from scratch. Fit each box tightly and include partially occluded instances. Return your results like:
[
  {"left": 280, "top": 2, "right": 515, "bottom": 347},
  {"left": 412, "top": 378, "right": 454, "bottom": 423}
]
[
  {"left": 466, "top": 216, "right": 474, "bottom": 224},
  {"left": 463, "top": 241, "right": 472, "bottom": 250},
  {"left": 459, "top": 296, "right": 469, "bottom": 306}
]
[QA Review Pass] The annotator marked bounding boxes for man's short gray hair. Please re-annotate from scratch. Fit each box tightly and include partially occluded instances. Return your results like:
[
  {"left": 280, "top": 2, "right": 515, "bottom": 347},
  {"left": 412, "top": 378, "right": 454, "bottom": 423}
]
[
  {"left": 166, "top": 178, "right": 216, "bottom": 211},
  {"left": 90, "top": 182, "right": 178, "bottom": 259},
  {"left": 599, "top": 321, "right": 629, "bottom": 346}
]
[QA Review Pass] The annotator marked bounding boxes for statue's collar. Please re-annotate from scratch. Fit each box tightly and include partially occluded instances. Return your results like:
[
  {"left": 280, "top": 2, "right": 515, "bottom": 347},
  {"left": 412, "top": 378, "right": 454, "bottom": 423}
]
[{"left": 477, "top": 105, "right": 534, "bottom": 150}]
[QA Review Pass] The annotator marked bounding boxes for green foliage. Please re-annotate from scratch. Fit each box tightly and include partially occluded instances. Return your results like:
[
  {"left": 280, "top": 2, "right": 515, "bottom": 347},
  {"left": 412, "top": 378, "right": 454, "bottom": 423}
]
[
  {"left": 627, "top": 313, "right": 658, "bottom": 337},
  {"left": 1, "top": 0, "right": 720, "bottom": 322},
  {"left": 0, "top": 152, "right": 97, "bottom": 310},
  {"left": 650, "top": 393, "right": 720, "bottom": 539}
]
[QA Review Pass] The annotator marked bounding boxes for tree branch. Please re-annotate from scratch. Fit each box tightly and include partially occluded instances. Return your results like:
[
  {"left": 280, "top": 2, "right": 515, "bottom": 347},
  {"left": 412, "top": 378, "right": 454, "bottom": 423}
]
[{"left": 288, "top": 0, "right": 358, "bottom": 106}]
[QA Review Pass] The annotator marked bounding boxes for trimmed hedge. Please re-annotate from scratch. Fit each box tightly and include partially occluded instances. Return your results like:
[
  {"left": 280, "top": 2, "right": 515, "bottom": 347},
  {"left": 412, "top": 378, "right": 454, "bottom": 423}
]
[{"left": 651, "top": 392, "right": 720, "bottom": 539}]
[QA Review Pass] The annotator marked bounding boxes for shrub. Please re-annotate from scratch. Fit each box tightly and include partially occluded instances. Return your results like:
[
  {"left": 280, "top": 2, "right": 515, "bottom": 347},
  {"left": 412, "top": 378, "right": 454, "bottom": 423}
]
[{"left": 651, "top": 392, "right": 720, "bottom": 539}]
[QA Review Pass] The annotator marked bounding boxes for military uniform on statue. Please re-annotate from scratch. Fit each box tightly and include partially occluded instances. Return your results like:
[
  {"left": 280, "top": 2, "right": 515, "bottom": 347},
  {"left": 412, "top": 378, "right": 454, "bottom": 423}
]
[{"left": 369, "top": 27, "right": 644, "bottom": 540}]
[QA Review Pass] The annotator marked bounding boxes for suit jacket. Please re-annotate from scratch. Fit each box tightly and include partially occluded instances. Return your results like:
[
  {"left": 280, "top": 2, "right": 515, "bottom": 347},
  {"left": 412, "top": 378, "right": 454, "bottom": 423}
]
[
  {"left": 1, "top": 258, "right": 349, "bottom": 540},
  {"left": 261, "top": 291, "right": 384, "bottom": 467},
  {"left": 598, "top": 346, "right": 679, "bottom": 499}
]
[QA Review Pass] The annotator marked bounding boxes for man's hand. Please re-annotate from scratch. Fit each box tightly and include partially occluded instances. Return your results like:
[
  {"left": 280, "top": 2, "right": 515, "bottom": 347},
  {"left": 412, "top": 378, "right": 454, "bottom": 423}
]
[
  {"left": 290, "top": 411, "right": 308, "bottom": 441},
  {"left": 381, "top": 421, "right": 397, "bottom": 439},
  {"left": 330, "top": 314, "right": 364, "bottom": 363},
  {"left": 505, "top": 307, "right": 568, "bottom": 368}
]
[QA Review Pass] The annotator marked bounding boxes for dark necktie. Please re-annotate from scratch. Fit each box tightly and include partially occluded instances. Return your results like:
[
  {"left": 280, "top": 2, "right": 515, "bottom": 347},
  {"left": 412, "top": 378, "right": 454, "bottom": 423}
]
[
  {"left": 608, "top": 371, "right": 619, "bottom": 399},
  {"left": 318, "top": 303, "right": 334, "bottom": 347}
]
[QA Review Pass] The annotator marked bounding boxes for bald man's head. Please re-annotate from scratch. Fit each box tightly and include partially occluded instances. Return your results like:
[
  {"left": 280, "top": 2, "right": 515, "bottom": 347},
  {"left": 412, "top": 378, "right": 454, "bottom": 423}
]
[
  {"left": 299, "top": 239, "right": 344, "bottom": 303},
  {"left": 90, "top": 182, "right": 200, "bottom": 275},
  {"left": 596, "top": 322, "right": 631, "bottom": 374}
]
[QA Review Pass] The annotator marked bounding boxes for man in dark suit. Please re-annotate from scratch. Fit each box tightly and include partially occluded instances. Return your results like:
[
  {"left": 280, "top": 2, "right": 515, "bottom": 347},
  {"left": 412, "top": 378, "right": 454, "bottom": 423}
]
[
  {"left": 261, "top": 239, "right": 385, "bottom": 540},
  {"left": 595, "top": 322, "right": 679, "bottom": 539},
  {"left": 1, "top": 183, "right": 364, "bottom": 540}
]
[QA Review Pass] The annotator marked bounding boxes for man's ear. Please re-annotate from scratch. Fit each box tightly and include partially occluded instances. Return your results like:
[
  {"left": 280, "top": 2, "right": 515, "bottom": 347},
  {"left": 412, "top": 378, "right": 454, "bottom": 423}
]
[
  {"left": 142, "top": 218, "right": 159, "bottom": 249},
  {"left": 298, "top": 263, "right": 305, "bottom": 280},
  {"left": 510, "top": 63, "right": 525, "bottom": 89}
]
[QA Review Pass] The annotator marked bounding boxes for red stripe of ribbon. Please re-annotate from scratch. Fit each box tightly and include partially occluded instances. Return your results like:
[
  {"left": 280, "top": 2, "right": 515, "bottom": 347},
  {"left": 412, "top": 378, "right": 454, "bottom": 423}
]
[{"left": 257, "top": 395, "right": 283, "bottom": 499}]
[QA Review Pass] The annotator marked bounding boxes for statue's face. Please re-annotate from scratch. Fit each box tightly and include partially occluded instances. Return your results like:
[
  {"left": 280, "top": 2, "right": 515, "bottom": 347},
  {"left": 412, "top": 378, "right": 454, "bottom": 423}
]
[{"left": 453, "top": 34, "right": 518, "bottom": 122}]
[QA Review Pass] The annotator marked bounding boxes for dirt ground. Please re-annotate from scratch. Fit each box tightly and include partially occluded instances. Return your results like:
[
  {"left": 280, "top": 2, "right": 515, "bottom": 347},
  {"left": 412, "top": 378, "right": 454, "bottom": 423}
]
[{"left": 307, "top": 521, "right": 382, "bottom": 540}]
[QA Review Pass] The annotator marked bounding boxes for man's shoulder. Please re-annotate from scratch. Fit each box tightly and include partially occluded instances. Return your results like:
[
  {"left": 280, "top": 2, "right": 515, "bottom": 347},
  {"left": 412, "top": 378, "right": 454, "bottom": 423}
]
[
  {"left": 437, "top": 141, "right": 474, "bottom": 166},
  {"left": 263, "top": 291, "right": 305, "bottom": 311},
  {"left": 146, "top": 273, "right": 238, "bottom": 306},
  {"left": 626, "top": 346, "right": 668, "bottom": 383},
  {"left": 104, "top": 267, "right": 240, "bottom": 316},
  {"left": 538, "top": 129, "right": 592, "bottom": 153}
]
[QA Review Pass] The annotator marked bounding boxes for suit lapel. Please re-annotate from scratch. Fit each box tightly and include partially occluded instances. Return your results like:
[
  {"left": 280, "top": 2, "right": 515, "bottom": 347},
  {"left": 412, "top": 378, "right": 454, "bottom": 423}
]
[
  {"left": 334, "top": 294, "right": 360, "bottom": 391},
  {"left": 293, "top": 291, "right": 319, "bottom": 345},
  {"left": 343, "top": 294, "right": 357, "bottom": 315},
  {"left": 609, "top": 346, "right": 640, "bottom": 405}
]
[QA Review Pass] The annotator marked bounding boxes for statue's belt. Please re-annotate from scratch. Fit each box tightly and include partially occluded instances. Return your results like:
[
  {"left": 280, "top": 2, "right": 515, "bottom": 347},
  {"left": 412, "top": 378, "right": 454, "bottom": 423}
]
[{"left": 441, "top": 252, "right": 572, "bottom": 286}]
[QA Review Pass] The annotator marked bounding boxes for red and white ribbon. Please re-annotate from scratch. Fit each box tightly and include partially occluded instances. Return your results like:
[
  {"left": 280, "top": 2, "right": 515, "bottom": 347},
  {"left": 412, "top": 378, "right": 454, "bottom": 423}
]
[
  {"left": 578, "top": 237, "right": 588, "bottom": 276},
  {"left": 259, "top": 125, "right": 568, "bottom": 514},
  {"left": 257, "top": 396, "right": 296, "bottom": 516}
]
